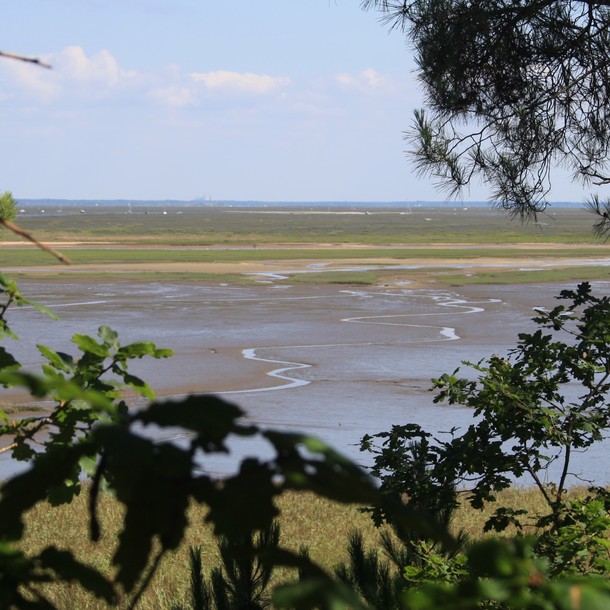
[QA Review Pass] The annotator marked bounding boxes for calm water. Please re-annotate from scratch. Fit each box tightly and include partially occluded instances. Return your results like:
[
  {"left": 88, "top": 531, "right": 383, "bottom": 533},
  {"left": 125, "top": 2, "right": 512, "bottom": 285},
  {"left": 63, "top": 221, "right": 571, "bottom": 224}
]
[{"left": 4, "top": 279, "right": 610, "bottom": 485}]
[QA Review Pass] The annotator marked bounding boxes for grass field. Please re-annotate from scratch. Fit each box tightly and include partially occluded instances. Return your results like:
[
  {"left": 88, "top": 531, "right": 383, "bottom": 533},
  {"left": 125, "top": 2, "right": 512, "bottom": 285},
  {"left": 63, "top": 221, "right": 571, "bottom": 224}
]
[
  {"left": 7, "top": 205, "right": 606, "bottom": 246},
  {"left": 2, "top": 246, "right": 610, "bottom": 266},
  {"left": 18, "top": 487, "right": 554, "bottom": 609}
]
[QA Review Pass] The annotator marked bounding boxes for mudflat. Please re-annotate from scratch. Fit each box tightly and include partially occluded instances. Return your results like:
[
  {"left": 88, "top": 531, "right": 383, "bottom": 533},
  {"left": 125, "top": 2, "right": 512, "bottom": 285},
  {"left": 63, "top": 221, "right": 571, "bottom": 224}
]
[{"left": 5, "top": 277, "right": 610, "bottom": 483}]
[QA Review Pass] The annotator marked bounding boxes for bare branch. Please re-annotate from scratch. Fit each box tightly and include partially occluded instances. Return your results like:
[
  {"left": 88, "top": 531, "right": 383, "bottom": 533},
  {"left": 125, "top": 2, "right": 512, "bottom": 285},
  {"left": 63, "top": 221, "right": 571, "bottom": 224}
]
[
  {"left": 0, "top": 442, "right": 17, "bottom": 456},
  {"left": 0, "top": 50, "right": 51, "bottom": 69},
  {"left": 1, "top": 219, "right": 71, "bottom": 265}
]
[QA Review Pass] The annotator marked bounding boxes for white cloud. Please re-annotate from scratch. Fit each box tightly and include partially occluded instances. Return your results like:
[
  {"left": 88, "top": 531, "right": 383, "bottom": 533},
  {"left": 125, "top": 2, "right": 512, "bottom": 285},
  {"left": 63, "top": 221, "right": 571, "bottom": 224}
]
[
  {"left": 336, "top": 73, "right": 353, "bottom": 86},
  {"left": 0, "top": 46, "right": 138, "bottom": 102},
  {"left": 361, "top": 68, "right": 384, "bottom": 88},
  {"left": 336, "top": 68, "right": 386, "bottom": 91},
  {"left": 2, "top": 59, "right": 61, "bottom": 102},
  {"left": 53, "top": 46, "right": 125, "bottom": 88},
  {"left": 151, "top": 85, "right": 198, "bottom": 107},
  {"left": 52, "top": 46, "right": 141, "bottom": 100},
  {"left": 191, "top": 70, "right": 290, "bottom": 95},
  {"left": 0, "top": 50, "right": 291, "bottom": 110}
]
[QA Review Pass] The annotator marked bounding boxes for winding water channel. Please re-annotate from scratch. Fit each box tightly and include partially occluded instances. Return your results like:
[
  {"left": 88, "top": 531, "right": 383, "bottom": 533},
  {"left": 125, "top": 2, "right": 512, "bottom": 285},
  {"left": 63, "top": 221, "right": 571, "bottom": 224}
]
[{"left": 4, "top": 278, "right": 610, "bottom": 484}]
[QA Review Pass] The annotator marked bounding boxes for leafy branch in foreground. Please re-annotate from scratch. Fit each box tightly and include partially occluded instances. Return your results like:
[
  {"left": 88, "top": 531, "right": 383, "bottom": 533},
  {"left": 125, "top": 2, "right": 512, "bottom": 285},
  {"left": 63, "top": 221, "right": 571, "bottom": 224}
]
[
  {"left": 0, "top": 393, "right": 446, "bottom": 608},
  {"left": 400, "top": 536, "right": 610, "bottom": 610}
]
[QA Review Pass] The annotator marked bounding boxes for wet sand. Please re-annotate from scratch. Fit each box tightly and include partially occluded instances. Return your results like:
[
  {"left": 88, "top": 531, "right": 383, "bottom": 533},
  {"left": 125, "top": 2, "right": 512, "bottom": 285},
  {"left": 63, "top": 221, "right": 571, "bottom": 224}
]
[{"left": 5, "top": 279, "right": 542, "bottom": 395}]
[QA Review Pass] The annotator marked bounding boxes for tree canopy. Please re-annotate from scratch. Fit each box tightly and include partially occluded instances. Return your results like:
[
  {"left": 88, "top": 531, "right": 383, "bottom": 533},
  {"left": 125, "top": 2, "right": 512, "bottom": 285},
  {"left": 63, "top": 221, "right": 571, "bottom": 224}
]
[{"left": 364, "top": 1, "right": 610, "bottom": 234}]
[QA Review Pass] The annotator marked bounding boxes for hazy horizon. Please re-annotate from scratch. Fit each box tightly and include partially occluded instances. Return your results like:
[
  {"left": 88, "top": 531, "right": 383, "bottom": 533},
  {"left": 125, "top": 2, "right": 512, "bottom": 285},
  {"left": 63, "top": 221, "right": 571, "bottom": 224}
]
[{"left": 14, "top": 198, "right": 584, "bottom": 209}]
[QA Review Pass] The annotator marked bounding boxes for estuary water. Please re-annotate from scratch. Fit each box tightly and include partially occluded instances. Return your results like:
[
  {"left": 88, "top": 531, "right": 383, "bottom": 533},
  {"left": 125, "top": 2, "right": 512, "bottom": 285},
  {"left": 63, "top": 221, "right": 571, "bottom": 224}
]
[{"left": 4, "top": 279, "right": 610, "bottom": 485}]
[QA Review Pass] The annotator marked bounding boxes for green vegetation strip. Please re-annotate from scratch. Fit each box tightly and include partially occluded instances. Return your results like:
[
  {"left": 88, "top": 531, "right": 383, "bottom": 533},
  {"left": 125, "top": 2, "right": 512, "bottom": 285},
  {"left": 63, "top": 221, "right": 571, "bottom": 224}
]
[
  {"left": 283, "top": 266, "right": 610, "bottom": 286},
  {"left": 2, "top": 246, "right": 609, "bottom": 266},
  {"left": 288, "top": 271, "right": 380, "bottom": 285},
  {"left": 10, "top": 271, "right": 259, "bottom": 284},
  {"left": 438, "top": 265, "right": 610, "bottom": 285}
]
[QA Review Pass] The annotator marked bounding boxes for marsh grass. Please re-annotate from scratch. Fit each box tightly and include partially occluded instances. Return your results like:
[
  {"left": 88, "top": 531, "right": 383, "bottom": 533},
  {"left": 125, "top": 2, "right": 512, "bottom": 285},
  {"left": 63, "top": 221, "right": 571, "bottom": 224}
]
[
  {"left": 0, "top": 403, "right": 47, "bottom": 415},
  {"left": 10, "top": 261, "right": 609, "bottom": 287},
  {"left": 440, "top": 265, "right": 610, "bottom": 285},
  {"left": 288, "top": 270, "right": 380, "bottom": 285},
  {"left": 5, "top": 246, "right": 609, "bottom": 267},
  {"left": 18, "top": 492, "right": 377, "bottom": 609},
  {"left": 11, "top": 206, "right": 601, "bottom": 246},
  {"left": 17, "top": 486, "right": 577, "bottom": 609},
  {"left": 10, "top": 271, "right": 261, "bottom": 285},
  {"left": 285, "top": 264, "right": 610, "bottom": 287}
]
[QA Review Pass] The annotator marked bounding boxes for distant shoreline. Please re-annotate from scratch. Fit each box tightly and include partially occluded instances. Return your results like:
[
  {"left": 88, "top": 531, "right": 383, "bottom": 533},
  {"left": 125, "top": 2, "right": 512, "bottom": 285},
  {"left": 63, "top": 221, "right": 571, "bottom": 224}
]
[{"left": 13, "top": 198, "right": 584, "bottom": 209}]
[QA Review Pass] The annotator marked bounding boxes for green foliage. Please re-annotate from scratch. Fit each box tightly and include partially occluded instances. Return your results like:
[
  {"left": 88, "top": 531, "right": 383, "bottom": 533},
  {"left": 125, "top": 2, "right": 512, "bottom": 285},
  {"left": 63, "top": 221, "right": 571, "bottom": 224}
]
[
  {"left": 0, "top": 192, "right": 16, "bottom": 223},
  {"left": 402, "top": 536, "right": 610, "bottom": 610},
  {"left": 334, "top": 531, "right": 405, "bottom": 610},
  {"left": 537, "top": 488, "right": 610, "bottom": 577},
  {"left": 176, "top": 523, "right": 281, "bottom": 610},
  {"left": 360, "top": 423, "right": 460, "bottom": 528},
  {"left": 0, "top": 319, "right": 174, "bottom": 506},
  {"left": 401, "top": 540, "right": 467, "bottom": 592}
]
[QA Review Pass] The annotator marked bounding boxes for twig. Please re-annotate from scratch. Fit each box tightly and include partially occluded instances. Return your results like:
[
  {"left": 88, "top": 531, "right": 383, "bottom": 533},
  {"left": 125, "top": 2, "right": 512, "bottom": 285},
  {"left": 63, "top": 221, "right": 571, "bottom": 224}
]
[
  {"left": 1, "top": 219, "right": 71, "bottom": 265},
  {"left": 0, "top": 50, "right": 51, "bottom": 69},
  {"left": 0, "top": 442, "right": 17, "bottom": 455}
]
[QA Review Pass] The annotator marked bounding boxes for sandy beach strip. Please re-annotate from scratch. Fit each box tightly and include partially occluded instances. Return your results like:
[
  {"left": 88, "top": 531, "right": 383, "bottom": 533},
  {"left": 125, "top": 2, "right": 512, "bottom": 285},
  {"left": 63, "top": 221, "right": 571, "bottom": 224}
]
[{"left": 3, "top": 254, "right": 605, "bottom": 277}]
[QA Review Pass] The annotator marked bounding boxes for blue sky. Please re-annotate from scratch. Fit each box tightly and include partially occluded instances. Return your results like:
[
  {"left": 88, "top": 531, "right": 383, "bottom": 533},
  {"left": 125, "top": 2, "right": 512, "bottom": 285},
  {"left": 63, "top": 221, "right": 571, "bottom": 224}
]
[{"left": 0, "top": 1, "right": 585, "bottom": 202}]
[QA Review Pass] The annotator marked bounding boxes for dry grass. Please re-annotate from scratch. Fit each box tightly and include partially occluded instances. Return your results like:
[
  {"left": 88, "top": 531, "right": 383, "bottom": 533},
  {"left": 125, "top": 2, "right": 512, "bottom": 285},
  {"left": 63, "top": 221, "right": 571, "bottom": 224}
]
[
  {"left": 15, "top": 484, "right": 576, "bottom": 609},
  {"left": 18, "top": 491, "right": 379, "bottom": 609}
]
